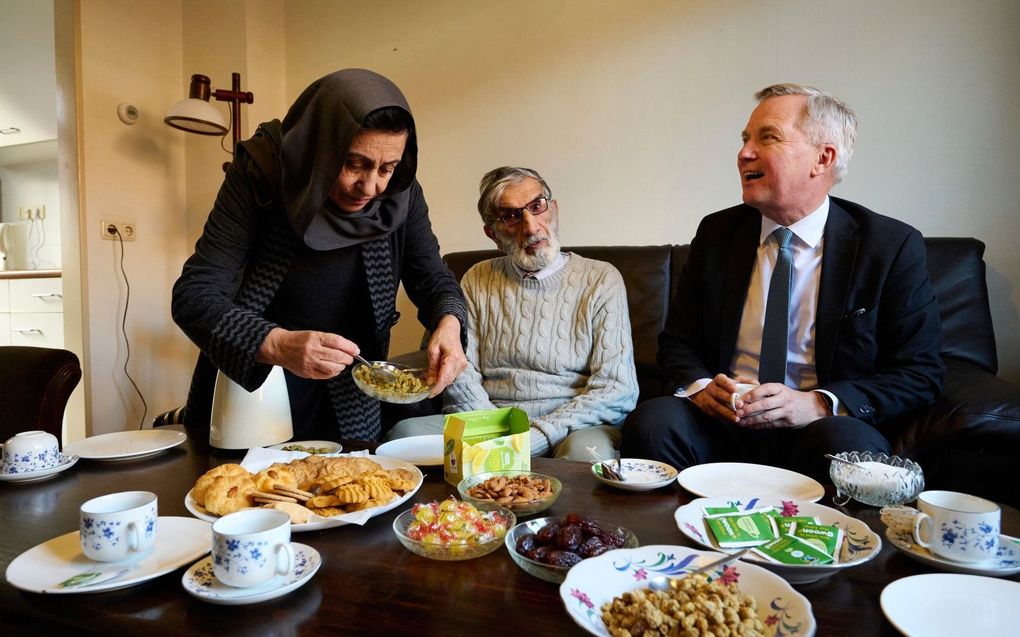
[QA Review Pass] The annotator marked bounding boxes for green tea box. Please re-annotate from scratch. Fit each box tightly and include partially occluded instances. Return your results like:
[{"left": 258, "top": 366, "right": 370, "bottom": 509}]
[{"left": 443, "top": 407, "right": 530, "bottom": 486}]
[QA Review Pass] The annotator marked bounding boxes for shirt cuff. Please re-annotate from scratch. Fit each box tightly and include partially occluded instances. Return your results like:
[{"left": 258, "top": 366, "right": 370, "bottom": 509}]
[
  {"left": 813, "top": 389, "right": 846, "bottom": 416},
  {"left": 674, "top": 378, "right": 712, "bottom": 399}
]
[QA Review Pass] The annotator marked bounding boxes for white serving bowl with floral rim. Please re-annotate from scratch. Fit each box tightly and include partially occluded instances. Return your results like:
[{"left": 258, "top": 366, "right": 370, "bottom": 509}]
[
  {"left": 560, "top": 544, "right": 815, "bottom": 636},
  {"left": 673, "top": 495, "right": 881, "bottom": 584}
]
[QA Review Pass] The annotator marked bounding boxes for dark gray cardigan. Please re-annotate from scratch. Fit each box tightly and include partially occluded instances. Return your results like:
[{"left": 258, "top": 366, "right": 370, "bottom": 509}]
[{"left": 172, "top": 124, "right": 466, "bottom": 440}]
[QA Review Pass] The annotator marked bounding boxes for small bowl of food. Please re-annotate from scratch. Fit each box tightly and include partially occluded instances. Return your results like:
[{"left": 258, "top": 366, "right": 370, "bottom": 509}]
[
  {"left": 268, "top": 440, "right": 342, "bottom": 455},
  {"left": 393, "top": 498, "right": 514, "bottom": 561},
  {"left": 505, "top": 513, "right": 638, "bottom": 583},
  {"left": 352, "top": 362, "right": 433, "bottom": 404},
  {"left": 829, "top": 451, "right": 924, "bottom": 507},
  {"left": 458, "top": 471, "right": 562, "bottom": 517}
]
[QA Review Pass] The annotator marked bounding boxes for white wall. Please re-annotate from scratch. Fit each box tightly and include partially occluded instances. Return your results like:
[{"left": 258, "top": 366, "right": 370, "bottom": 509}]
[
  {"left": 78, "top": 0, "right": 195, "bottom": 434},
  {"left": 283, "top": 0, "right": 1020, "bottom": 382}
]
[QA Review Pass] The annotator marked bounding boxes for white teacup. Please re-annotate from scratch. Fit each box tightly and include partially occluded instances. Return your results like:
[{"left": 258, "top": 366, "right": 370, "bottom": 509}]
[
  {"left": 80, "top": 491, "right": 159, "bottom": 562},
  {"left": 730, "top": 383, "right": 759, "bottom": 410},
  {"left": 212, "top": 508, "right": 294, "bottom": 588},
  {"left": 2, "top": 430, "right": 60, "bottom": 474},
  {"left": 912, "top": 490, "right": 1000, "bottom": 563}
]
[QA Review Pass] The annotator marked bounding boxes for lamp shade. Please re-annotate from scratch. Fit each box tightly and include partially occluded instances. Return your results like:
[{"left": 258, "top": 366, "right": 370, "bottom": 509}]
[{"left": 164, "top": 98, "right": 227, "bottom": 136}]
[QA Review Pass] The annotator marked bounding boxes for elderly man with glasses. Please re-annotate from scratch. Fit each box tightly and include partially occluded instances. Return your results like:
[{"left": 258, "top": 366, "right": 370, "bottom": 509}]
[{"left": 386, "top": 166, "right": 638, "bottom": 460}]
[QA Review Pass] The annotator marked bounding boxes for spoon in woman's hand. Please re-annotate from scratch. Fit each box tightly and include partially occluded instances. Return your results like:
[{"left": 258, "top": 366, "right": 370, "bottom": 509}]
[{"left": 353, "top": 354, "right": 397, "bottom": 383}]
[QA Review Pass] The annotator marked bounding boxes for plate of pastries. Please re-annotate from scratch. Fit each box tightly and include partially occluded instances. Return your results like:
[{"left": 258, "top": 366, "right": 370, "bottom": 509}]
[{"left": 185, "top": 454, "right": 423, "bottom": 531}]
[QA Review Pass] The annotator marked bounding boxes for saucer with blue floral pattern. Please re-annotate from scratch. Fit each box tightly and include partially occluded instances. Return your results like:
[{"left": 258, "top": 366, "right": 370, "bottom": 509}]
[
  {"left": 181, "top": 543, "right": 321, "bottom": 605},
  {"left": 885, "top": 526, "right": 1020, "bottom": 577}
]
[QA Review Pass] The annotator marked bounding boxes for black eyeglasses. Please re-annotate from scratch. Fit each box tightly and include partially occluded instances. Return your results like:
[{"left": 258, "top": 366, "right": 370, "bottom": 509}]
[{"left": 494, "top": 196, "right": 550, "bottom": 227}]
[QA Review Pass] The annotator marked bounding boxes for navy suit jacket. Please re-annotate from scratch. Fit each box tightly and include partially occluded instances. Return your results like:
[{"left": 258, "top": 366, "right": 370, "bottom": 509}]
[{"left": 659, "top": 196, "right": 944, "bottom": 425}]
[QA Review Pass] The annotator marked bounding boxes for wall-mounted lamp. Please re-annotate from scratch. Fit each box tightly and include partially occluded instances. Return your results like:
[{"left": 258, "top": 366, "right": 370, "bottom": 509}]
[{"left": 164, "top": 72, "right": 254, "bottom": 170}]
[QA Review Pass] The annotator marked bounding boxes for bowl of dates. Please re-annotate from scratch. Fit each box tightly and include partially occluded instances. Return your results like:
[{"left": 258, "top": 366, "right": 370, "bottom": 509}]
[
  {"left": 504, "top": 513, "right": 638, "bottom": 583},
  {"left": 457, "top": 470, "right": 562, "bottom": 517}
]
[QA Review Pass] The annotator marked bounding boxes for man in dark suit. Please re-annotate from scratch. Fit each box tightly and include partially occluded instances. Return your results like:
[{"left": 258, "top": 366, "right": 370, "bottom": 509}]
[{"left": 621, "top": 84, "right": 944, "bottom": 481}]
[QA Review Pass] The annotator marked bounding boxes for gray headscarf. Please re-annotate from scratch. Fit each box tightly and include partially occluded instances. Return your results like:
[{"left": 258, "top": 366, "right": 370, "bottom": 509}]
[{"left": 279, "top": 69, "right": 418, "bottom": 250}]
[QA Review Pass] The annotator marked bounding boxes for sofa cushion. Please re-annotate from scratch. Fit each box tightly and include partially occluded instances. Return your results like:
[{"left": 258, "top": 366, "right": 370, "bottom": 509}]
[
  {"left": 924, "top": 238, "right": 997, "bottom": 374},
  {"left": 888, "top": 358, "right": 1020, "bottom": 507}
]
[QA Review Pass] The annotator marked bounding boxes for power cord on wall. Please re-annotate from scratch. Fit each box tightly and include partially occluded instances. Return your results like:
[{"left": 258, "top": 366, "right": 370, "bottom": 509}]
[{"left": 111, "top": 227, "right": 148, "bottom": 429}]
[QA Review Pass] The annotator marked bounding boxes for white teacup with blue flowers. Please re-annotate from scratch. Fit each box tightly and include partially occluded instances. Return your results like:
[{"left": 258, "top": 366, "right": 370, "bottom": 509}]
[
  {"left": 212, "top": 509, "right": 294, "bottom": 588},
  {"left": 79, "top": 491, "right": 158, "bottom": 561},
  {"left": 2, "top": 430, "right": 60, "bottom": 473},
  {"left": 912, "top": 490, "right": 1000, "bottom": 563}
]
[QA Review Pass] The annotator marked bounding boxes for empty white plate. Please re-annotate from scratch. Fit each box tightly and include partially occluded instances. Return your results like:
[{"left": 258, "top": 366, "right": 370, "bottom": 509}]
[
  {"left": 375, "top": 434, "right": 443, "bottom": 466},
  {"left": 5, "top": 516, "right": 211, "bottom": 593},
  {"left": 677, "top": 462, "right": 824, "bottom": 502},
  {"left": 64, "top": 430, "right": 187, "bottom": 462},
  {"left": 881, "top": 574, "right": 1020, "bottom": 636}
]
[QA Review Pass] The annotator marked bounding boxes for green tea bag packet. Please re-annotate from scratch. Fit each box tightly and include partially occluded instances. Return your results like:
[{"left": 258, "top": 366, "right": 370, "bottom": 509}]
[
  {"left": 702, "top": 505, "right": 740, "bottom": 517},
  {"left": 704, "top": 505, "right": 776, "bottom": 518},
  {"left": 752, "top": 535, "right": 835, "bottom": 566},
  {"left": 787, "top": 522, "right": 844, "bottom": 563},
  {"left": 775, "top": 516, "right": 821, "bottom": 535},
  {"left": 705, "top": 512, "right": 778, "bottom": 548}
]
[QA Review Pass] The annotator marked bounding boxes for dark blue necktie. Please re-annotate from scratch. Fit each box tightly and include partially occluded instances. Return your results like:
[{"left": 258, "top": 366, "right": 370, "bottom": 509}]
[{"left": 758, "top": 228, "right": 794, "bottom": 384}]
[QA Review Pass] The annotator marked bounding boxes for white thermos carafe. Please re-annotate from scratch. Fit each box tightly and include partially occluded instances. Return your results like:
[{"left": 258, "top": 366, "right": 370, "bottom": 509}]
[{"left": 0, "top": 222, "right": 31, "bottom": 270}]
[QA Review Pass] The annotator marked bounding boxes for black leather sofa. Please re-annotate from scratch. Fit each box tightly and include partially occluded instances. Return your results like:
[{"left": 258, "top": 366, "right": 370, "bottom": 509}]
[{"left": 429, "top": 239, "right": 1019, "bottom": 507}]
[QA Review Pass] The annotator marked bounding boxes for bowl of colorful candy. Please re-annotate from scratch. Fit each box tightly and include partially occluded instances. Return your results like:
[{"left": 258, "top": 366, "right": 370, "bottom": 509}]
[
  {"left": 505, "top": 512, "right": 638, "bottom": 583},
  {"left": 393, "top": 498, "right": 515, "bottom": 561},
  {"left": 457, "top": 470, "right": 562, "bottom": 517}
]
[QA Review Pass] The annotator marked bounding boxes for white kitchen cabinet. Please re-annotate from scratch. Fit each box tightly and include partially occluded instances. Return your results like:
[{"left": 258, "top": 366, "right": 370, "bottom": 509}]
[{"left": 0, "top": 275, "right": 63, "bottom": 348}]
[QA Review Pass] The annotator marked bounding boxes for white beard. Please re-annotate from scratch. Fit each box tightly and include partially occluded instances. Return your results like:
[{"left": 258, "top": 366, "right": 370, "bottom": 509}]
[{"left": 495, "top": 218, "right": 561, "bottom": 271}]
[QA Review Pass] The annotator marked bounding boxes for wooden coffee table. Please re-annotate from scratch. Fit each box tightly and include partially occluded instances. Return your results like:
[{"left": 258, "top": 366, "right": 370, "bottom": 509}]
[{"left": 1, "top": 429, "right": 1016, "bottom": 636}]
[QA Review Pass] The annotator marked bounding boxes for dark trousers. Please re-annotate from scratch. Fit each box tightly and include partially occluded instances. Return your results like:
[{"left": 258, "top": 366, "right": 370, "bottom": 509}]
[{"left": 620, "top": 396, "right": 891, "bottom": 483}]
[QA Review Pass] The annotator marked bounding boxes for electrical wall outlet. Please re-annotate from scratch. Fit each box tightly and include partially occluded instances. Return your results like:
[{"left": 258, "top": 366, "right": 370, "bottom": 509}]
[
  {"left": 17, "top": 206, "right": 45, "bottom": 220},
  {"left": 100, "top": 220, "right": 137, "bottom": 241}
]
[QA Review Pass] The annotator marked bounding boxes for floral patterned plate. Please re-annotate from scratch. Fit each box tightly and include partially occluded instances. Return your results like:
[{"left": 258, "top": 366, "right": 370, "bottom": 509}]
[
  {"left": 181, "top": 543, "right": 321, "bottom": 605},
  {"left": 560, "top": 544, "right": 815, "bottom": 637},
  {"left": 591, "top": 459, "right": 678, "bottom": 492},
  {"left": 884, "top": 527, "right": 1020, "bottom": 577},
  {"left": 674, "top": 495, "right": 881, "bottom": 584}
]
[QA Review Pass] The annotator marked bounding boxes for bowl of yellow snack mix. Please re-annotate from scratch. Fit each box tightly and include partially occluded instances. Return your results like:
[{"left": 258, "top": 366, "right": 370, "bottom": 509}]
[{"left": 352, "top": 362, "right": 433, "bottom": 404}]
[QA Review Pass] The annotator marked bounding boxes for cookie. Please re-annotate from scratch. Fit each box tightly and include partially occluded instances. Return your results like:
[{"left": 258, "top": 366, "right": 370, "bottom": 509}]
[{"left": 253, "top": 492, "right": 298, "bottom": 505}]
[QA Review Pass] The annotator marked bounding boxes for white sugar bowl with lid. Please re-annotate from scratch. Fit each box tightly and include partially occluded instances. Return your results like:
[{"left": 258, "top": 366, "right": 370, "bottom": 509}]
[
  {"left": 2, "top": 430, "right": 61, "bottom": 474},
  {"left": 829, "top": 451, "right": 924, "bottom": 507}
]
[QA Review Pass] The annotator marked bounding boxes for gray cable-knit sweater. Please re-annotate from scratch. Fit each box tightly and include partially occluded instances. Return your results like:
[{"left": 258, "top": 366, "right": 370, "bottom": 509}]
[{"left": 444, "top": 253, "right": 639, "bottom": 456}]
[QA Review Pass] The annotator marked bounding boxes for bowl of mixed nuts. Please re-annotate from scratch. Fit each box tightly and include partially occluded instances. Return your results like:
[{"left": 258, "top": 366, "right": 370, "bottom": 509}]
[{"left": 457, "top": 470, "right": 561, "bottom": 517}]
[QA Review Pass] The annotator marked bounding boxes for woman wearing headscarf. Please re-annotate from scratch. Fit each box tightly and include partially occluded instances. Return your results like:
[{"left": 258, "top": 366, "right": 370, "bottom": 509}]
[{"left": 172, "top": 69, "right": 468, "bottom": 441}]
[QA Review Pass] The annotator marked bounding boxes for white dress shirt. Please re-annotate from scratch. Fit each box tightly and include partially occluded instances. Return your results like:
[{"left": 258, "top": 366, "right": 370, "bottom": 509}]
[{"left": 680, "top": 197, "right": 843, "bottom": 415}]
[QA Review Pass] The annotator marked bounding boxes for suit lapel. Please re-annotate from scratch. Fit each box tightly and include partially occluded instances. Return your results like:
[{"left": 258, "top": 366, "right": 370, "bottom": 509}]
[
  {"left": 815, "top": 201, "right": 859, "bottom": 383},
  {"left": 718, "top": 210, "right": 761, "bottom": 371}
]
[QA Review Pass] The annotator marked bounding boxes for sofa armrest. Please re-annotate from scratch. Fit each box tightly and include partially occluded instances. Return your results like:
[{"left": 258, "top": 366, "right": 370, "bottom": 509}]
[{"left": 890, "top": 357, "right": 1020, "bottom": 507}]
